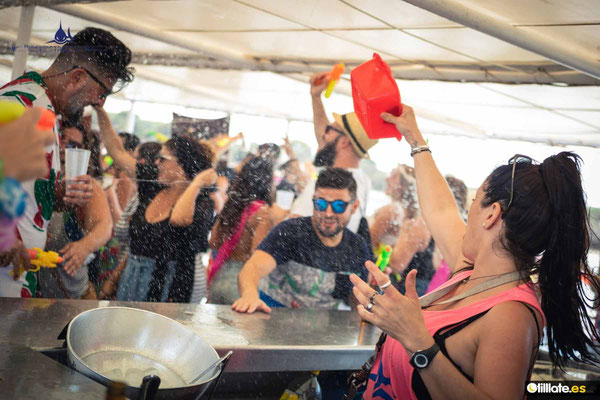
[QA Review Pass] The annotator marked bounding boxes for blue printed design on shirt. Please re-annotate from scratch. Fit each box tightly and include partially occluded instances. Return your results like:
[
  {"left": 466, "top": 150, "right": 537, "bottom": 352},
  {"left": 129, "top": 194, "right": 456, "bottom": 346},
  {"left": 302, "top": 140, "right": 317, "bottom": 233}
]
[{"left": 369, "top": 359, "right": 393, "bottom": 400}]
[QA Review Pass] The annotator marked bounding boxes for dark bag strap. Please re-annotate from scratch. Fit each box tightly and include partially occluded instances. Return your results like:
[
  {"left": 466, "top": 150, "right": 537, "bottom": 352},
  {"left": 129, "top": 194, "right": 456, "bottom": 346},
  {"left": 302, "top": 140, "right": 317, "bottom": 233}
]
[{"left": 345, "top": 331, "right": 387, "bottom": 399}]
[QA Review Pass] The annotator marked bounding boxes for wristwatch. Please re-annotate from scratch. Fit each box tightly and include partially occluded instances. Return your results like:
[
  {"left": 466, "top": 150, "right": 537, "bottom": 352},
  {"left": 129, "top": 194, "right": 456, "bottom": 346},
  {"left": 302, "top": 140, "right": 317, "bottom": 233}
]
[{"left": 409, "top": 342, "right": 440, "bottom": 370}]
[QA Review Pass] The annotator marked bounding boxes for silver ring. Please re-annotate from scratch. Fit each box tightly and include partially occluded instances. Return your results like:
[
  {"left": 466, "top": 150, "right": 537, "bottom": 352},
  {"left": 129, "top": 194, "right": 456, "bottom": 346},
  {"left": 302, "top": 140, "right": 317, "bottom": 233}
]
[
  {"left": 379, "top": 280, "right": 392, "bottom": 290},
  {"left": 366, "top": 301, "right": 374, "bottom": 312}
]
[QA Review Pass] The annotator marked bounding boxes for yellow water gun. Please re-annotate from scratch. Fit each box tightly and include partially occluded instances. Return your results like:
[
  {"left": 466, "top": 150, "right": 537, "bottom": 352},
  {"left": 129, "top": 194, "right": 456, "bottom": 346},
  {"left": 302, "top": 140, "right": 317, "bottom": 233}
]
[
  {"left": 11, "top": 248, "right": 63, "bottom": 278},
  {"left": 0, "top": 101, "right": 56, "bottom": 130},
  {"left": 324, "top": 63, "right": 345, "bottom": 98},
  {"left": 28, "top": 248, "right": 63, "bottom": 272}
]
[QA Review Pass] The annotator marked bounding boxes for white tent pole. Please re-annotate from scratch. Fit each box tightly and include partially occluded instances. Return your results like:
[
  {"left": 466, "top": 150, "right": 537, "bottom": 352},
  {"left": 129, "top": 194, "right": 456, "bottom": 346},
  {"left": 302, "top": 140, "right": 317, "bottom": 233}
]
[
  {"left": 12, "top": 6, "right": 35, "bottom": 80},
  {"left": 124, "top": 100, "right": 136, "bottom": 133},
  {"left": 402, "top": 0, "right": 600, "bottom": 80}
]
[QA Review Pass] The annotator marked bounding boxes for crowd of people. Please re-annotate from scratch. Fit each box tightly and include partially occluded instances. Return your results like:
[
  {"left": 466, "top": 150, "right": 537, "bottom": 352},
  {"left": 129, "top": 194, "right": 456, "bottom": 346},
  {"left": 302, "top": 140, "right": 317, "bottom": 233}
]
[{"left": 1, "top": 26, "right": 599, "bottom": 399}]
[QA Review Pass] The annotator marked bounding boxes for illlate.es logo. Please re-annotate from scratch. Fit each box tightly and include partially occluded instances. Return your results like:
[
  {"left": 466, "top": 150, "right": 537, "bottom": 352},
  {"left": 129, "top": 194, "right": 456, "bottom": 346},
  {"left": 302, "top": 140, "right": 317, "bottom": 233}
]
[{"left": 46, "top": 21, "right": 73, "bottom": 45}]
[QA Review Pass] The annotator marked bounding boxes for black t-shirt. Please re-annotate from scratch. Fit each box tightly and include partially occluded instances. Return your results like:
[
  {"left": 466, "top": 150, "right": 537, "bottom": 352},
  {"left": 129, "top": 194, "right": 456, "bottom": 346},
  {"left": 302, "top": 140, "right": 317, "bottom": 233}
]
[
  {"left": 257, "top": 217, "right": 370, "bottom": 308},
  {"left": 129, "top": 163, "right": 215, "bottom": 302}
]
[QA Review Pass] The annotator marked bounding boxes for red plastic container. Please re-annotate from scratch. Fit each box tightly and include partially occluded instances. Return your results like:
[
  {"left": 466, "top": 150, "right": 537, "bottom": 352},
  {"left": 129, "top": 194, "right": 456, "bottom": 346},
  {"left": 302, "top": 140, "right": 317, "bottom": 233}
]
[{"left": 351, "top": 53, "right": 402, "bottom": 141}]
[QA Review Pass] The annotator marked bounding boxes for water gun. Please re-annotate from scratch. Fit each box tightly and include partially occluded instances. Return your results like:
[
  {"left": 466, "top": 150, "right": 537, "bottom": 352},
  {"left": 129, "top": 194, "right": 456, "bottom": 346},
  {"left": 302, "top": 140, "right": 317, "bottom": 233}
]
[
  {"left": 375, "top": 245, "right": 392, "bottom": 272},
  {"left": 0, "top": 101, "right": 56, "bottom": 130},
  {"left": 323, "top": 63, "right": 345, "bottom": 98},
  {"left": 28, "top": 248, "right": 63, "bottom": 271},
  {"left": 10, "top": 248, "right": 63, "bottom": 278}
]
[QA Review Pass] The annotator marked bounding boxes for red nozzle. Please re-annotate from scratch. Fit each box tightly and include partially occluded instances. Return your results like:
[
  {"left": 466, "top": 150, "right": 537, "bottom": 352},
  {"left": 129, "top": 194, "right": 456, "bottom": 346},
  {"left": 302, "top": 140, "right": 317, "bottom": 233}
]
[
  {"left": 37, "top": 109, "right": 56, "bottom": 131},
  {"left": 28, "top": 249, "right": 39, "bottom": 260}
]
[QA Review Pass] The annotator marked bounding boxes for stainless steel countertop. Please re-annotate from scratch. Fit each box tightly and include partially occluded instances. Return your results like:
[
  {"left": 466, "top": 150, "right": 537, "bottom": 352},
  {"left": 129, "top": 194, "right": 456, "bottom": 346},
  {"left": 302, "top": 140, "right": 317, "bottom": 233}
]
[
  {"left": 0, "top": 297, "right": 380, "bottom": 373},
  {"left": 0, "top": 344, "right": 106, "bottom": 400}
]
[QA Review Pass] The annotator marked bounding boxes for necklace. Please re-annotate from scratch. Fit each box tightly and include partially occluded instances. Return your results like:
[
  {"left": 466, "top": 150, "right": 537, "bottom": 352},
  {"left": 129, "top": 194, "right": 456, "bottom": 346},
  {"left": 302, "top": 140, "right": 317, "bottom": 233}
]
[{"left": 460, "top": 270, "right": 520, "bottom": 284}]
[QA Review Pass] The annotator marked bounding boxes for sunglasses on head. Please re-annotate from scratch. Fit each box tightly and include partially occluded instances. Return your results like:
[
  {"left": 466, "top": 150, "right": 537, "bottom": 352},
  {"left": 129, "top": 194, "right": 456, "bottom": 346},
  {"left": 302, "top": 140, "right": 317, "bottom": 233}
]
[
  {"left": 504, "top": 154, "right": 533, "bottom": 216},
  {"left": 312, "top": 197, "right": 353, "bottom": 214}
]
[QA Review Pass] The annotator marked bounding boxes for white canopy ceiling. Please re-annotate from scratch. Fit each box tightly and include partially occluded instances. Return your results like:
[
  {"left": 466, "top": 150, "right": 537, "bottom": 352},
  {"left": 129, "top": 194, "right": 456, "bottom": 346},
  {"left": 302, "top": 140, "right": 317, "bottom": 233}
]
[{"left": 0, "top": 0, "right": 599, "bottom": 147}]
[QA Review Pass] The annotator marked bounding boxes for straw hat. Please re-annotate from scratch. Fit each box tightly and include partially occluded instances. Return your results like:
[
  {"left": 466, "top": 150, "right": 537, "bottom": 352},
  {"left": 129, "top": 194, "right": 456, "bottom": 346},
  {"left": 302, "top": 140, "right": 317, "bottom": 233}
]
[{"left": 332, "top": 112, "right": 378, "bottom": 159}]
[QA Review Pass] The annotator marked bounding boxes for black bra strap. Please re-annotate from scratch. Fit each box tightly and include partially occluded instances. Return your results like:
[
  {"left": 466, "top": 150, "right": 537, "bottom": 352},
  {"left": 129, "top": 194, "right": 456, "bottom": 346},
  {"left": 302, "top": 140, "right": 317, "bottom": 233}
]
[
  {"left": 517, "top": 301, "right": 542, "bottom": 344},
  {"left": 434, "top": 310, "right": 490, "bottom": 341},
  {"left": 516, "top": 301, "right": 542, "bottom": 382}
]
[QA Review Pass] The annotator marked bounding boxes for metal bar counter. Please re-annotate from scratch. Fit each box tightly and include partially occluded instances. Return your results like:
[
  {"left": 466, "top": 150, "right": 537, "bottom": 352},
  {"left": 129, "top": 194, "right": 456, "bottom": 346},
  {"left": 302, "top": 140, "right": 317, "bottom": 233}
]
[
  {"left": 0, "top": 298, "right": 379, "bottom": 392},
  {"left": 1, "top": 298, "right": 599, "bottom": 399}
]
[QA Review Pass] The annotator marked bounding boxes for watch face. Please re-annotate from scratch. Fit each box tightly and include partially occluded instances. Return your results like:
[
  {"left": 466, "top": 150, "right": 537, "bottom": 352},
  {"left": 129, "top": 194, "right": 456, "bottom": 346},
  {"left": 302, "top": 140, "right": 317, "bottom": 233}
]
[{"left": 414, "top": 353, "right": 429, "bottom": 369}]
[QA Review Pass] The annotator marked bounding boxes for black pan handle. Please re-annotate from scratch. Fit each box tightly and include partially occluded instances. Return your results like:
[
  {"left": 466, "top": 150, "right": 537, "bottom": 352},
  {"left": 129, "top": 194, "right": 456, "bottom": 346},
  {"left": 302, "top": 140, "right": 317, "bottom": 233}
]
[
  {"left": 57, "top": 319, "right": 73, "bottom": 347},
  {"left": 137, "top": 375, "right": 161, "bottom": 400},
  {"left": 207, "top": 351, "right": 233, "bottom": 400}
]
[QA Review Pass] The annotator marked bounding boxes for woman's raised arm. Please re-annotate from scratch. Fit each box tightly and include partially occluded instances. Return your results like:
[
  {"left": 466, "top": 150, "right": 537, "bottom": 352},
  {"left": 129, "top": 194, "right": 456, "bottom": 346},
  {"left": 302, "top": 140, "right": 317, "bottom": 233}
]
[
  {"left": 381, "top": 106, "right": 466, "bottom": 271},
  {"left": 94, "top": 106, "right": 136, "bottom": 179}
]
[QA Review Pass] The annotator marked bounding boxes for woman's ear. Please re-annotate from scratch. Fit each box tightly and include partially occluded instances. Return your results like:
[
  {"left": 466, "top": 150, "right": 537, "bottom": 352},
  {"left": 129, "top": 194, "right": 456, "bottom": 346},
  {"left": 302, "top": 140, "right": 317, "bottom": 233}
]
[{"left": 484, "top": 202, "right": 503, "bottom": 229}]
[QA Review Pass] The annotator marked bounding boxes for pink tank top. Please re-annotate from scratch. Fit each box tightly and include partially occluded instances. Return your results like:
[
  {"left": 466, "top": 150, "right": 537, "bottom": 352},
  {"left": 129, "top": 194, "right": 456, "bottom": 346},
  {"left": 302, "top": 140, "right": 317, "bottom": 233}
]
[{"left": 362, "top": 269, "right": 545, "bottom": 400}]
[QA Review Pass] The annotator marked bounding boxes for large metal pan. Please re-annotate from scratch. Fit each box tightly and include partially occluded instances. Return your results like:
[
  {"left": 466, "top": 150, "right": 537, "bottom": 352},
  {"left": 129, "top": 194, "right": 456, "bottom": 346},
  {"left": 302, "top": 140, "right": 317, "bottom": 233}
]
[{"left": 65, "top": 307, "right": 230, "bottom": 400}]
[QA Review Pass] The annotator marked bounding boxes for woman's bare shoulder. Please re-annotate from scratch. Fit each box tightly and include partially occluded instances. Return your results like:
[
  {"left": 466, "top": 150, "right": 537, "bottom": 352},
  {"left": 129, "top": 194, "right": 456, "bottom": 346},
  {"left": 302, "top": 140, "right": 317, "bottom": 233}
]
[{"left": 481, "top": 300, "right": 542, "bottom": 341}]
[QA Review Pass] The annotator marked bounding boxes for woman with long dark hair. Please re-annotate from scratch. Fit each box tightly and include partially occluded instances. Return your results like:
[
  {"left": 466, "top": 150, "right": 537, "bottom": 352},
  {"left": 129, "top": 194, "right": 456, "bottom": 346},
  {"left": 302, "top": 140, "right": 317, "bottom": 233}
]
[
  {"left": 98, "top": 142, "right": 162, "bottom": 300},
  {"left": 96, "top": 107, "right": 216, "bottom": 303},
  {"left": 209, "top": 156, "right": 275, "bottom": 304},
  {"left": 349, "top": 105, "right": 600, "bottom": 399}
]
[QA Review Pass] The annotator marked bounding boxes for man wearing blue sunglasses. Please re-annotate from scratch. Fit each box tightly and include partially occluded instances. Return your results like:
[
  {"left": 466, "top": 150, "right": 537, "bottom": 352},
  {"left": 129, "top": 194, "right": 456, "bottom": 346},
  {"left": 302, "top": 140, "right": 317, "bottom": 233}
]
[
  {"left": 233, "top": 168, "right": 371, "bottom": 314},
  {"left": 287, "top": 74, "right": 379, "bottom": 262}
]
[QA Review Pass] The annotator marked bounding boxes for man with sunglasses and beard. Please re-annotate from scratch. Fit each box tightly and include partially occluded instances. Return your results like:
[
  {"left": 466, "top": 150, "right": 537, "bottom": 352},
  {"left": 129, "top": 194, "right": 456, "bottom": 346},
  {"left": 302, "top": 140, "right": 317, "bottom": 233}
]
[
  {"left": 0, "top": 27, "right": 132, "bottom": 297},
  {"left": 233, "top": 168, "right": 370, "bottom": 314},
  {"left": 289, "top": 73, "right": 378, "bottom": 256}
]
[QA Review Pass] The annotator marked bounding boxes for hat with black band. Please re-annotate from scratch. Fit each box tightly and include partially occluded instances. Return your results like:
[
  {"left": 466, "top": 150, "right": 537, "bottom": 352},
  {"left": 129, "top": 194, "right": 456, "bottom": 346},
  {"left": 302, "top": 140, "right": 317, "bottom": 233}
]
[{"left": 332, "top": 112, "right": 378, "bottom": 159}]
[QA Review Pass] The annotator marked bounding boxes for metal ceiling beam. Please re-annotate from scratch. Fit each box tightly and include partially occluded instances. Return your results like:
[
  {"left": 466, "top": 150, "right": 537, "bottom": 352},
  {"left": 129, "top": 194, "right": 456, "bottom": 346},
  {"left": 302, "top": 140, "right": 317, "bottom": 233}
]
[
  {"left": 2, "top": 40, "right": 596, "bottom": 85},
  {"left": 402, "top": 0, "right": 600, "bottom": 80},
  {"left": 127, "top": 53, "right": 598, "bottom": 85},
  {"left": 0, "top": 0, "right": 125, "bottom": 11}
]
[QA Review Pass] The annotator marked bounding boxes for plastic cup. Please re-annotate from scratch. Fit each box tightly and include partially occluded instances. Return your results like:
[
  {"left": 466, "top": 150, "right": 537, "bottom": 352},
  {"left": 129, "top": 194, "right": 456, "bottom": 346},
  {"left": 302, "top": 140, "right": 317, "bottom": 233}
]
[
  {"left": 276, "top": 190, "right": 295, "bottom": 210},
  {"left": 65, "top": 148, "right": 90, "bottom": 189}
]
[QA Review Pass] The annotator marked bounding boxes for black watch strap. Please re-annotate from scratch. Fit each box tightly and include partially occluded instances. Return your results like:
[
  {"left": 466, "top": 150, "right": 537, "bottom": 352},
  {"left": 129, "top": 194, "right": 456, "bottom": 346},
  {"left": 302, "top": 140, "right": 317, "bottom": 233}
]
[{"left": 410, "top": 342, "right": 440, "bottom": 370}]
